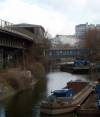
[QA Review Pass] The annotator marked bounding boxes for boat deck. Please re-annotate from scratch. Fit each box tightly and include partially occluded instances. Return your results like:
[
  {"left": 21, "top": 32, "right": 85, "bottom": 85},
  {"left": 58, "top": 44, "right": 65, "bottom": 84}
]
[{"left": 77, "top": 92, "right": 100, "bottom": 116}]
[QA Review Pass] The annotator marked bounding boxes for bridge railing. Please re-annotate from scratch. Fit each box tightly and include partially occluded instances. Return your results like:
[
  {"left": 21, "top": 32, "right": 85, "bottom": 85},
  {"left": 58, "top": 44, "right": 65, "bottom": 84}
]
[{"left": 0, "top": 19, "right": 33, "bottom": 41}]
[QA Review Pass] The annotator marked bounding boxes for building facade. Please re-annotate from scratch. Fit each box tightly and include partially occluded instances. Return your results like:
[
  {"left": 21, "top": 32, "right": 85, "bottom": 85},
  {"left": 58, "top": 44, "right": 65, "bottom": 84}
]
[
  {"left": 75, "top": 23, "right": 95, "bottom": 40},
  {"left": 50, "top": 35, "right": 76, "bottom": 49},
  {"left": 75, "top": 23, "right": 88, "bottom": 39},
  {"left": 13, "top": 23, "right": 45, "bottom": 45}
]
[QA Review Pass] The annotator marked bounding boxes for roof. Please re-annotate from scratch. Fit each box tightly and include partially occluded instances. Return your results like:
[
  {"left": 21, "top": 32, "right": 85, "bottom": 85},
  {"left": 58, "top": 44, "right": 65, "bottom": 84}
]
[
  {"left": 53, "top": 89, "right": 71, "bottom": 93},
  {"left": 13, "top": 23, "right": 45, "bottom": 31}
]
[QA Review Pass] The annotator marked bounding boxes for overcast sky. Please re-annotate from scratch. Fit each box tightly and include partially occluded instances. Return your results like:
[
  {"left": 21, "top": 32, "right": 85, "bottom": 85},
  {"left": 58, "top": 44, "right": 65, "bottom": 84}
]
[{"left": 0, "top": 0, "right": 100, "bottom": 36}]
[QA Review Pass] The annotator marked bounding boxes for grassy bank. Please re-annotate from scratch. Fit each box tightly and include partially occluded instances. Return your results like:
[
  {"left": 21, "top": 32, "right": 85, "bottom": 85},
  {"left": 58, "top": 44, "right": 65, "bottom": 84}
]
[{"left": 0, "top": 62, "right": 46, "bottom": 101}]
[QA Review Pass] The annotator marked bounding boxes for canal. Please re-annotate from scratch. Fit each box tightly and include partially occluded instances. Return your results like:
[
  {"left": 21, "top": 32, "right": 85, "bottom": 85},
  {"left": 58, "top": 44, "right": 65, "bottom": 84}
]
[{"left": 0, "top": 71, "right": 93, "bottom": 117}]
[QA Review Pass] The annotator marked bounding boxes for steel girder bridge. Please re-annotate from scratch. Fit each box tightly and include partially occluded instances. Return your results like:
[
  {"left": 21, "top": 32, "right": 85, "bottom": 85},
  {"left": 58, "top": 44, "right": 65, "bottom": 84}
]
[{"left": 45, "top": 48, "right": 90, "bottom": 59}]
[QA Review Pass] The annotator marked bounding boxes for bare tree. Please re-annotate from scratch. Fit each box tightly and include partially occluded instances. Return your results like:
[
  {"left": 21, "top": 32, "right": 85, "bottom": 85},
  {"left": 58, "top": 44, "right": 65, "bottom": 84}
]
[{"left": 82, "top": 28, "right": 100, "bottom": 61}]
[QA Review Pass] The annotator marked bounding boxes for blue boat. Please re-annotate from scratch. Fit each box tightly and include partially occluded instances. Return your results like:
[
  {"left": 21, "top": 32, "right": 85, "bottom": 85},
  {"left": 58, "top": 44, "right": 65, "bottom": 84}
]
[
  {"left": 72, "top": 59, "right": 90, "bottom": 73},
  {"left": 53, "top": 89, "right": 74, "bottom": 97}
]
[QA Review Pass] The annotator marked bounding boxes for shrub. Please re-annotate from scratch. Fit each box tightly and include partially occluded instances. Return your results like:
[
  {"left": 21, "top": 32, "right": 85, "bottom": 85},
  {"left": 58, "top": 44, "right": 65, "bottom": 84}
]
[
  {"left": 30, "top": 62, "right": 45, "bottom": 79},
  {"left": 6, "top": 77, "right": 19, "bottom": 90}
]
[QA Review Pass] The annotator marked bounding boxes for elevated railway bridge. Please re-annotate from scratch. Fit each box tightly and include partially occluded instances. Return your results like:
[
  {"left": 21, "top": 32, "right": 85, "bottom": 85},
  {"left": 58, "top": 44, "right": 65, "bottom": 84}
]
[{"left": 0, "top": 19, "right": 35, "bottom": 68}]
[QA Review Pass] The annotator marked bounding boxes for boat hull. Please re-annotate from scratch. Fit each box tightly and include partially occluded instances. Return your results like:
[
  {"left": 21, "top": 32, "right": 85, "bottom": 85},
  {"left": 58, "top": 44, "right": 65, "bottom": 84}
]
[
  {"left": 40, "top": 84, "right": 94, "bottom": 115},
  {"left": 72, "top": 66, "right": 89, "bottom": 74},
  {"left": 41, "top": 106, "right": 76, "bottom": 115}
]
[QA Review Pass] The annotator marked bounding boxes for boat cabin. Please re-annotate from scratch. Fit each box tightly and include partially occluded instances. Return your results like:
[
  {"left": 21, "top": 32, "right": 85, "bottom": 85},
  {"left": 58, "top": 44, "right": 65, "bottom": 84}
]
[
  {"left": 53, "top": 89, "right": 74, "bottom": 97},
  {"left": 74, "top": 59, "right": 90, "bottom": 67}
]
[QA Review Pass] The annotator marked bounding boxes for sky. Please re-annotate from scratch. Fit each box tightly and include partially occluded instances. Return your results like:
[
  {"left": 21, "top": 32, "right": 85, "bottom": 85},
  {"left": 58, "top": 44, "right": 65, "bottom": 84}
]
[{"left": 0, "top": 0, "right": 100, "bottom": 37}]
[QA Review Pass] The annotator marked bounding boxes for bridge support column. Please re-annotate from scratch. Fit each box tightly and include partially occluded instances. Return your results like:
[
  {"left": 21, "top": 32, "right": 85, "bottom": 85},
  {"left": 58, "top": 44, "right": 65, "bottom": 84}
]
[
  {"left": 3, "top": 49, "right": 7, "bottom": 69},
  {"left": 22, "top": 49, "right": 26, "bottom": 70}
]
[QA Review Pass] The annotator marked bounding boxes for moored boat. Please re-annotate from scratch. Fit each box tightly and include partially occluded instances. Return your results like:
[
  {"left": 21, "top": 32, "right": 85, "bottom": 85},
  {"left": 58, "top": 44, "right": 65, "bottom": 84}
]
[
  {"left": 72, "top": 59, "right": 90, "bottom": 74},
  {"left": 60, "top": 59, "right": 90, "bottom": 74},
  {"left": 40, "top": 80, "right": 94, "bottom": 115},
  {"left": 72, "top": 66, "right": 90, "bottom": 74}
]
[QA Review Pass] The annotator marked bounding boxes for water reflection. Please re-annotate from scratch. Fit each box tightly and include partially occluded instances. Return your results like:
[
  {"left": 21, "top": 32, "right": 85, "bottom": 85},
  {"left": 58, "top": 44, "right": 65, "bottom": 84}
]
[
  {"left": 5, "top": 91, "right": 33, "bottom": 117},
  {"left": 41, "top": 113, "right": 74, "bottom": 117},
  {"left": 5, "top": 79, "right": 47, "bottom": 117},
  {"left": 0, "top": 103, "right": 6, "bottom": 117},
  {"left": 0, "top": 71, "right": 93, "bottom": 117}
]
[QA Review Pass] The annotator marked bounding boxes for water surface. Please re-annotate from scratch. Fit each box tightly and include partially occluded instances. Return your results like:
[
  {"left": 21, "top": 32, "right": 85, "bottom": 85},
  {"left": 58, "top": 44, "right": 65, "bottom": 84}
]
[{"left": 0, "top": 71, "right": 92, "bottom": 117}]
